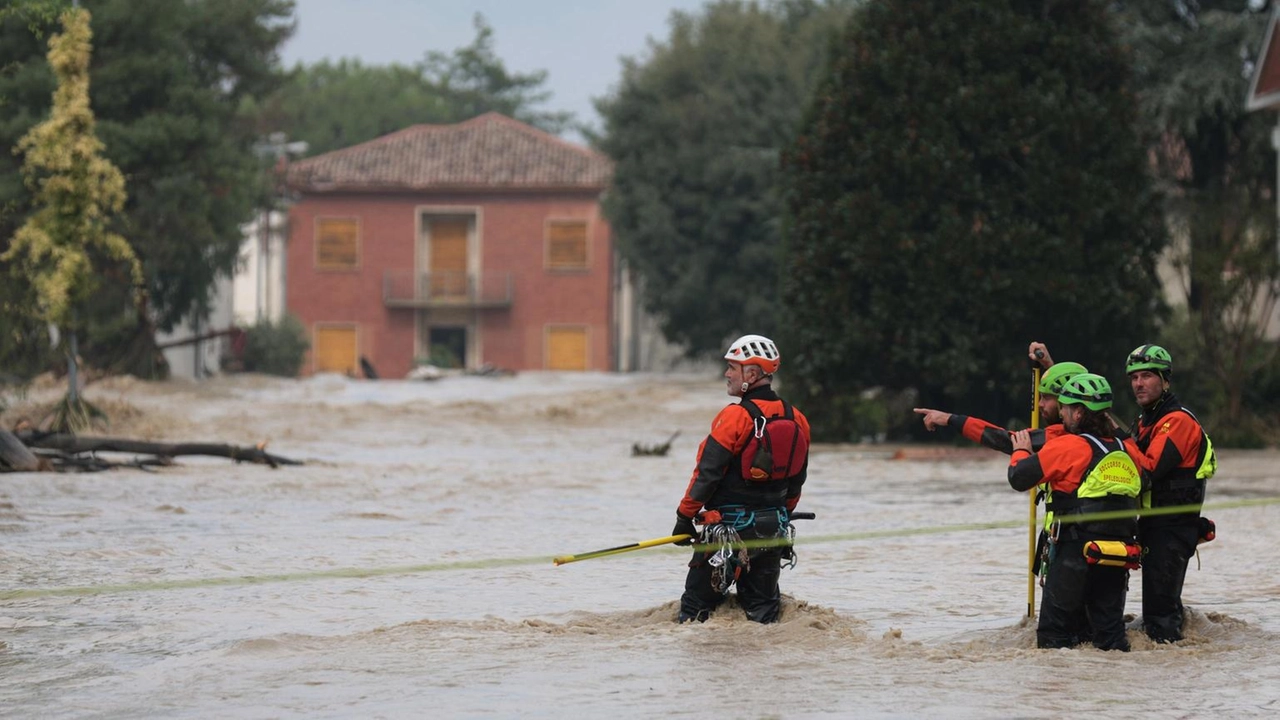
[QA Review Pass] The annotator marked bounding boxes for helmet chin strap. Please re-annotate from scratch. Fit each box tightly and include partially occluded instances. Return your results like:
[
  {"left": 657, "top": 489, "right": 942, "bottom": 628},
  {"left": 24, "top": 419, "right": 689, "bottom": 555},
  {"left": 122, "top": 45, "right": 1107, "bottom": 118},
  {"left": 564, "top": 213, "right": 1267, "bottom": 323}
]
[{"left": 740, "top": 381, "right": 750, "bottom": 394}]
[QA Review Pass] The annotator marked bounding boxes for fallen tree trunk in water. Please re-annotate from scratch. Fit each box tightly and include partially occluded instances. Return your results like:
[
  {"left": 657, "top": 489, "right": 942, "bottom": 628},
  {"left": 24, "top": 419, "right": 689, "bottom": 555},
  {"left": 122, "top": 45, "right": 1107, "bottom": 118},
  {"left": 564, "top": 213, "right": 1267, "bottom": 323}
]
[
  {"left": 28, "top": 450, "right": 174, "bottom": 472},
  {"left": 0, "top": 428, "right": 44, "bottom": 471},
  {"left": 7, "top": 431, "right": 302, "bottom": 470}
]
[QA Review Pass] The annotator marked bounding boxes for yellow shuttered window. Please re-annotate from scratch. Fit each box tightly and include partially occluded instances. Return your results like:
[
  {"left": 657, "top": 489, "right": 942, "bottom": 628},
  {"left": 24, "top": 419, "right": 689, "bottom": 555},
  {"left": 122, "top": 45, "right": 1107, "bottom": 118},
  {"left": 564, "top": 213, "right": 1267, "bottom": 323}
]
[
  {"left": 546, "top": 326, "right": 589, "bottom": 370},
  {"left": 316, "top": 218, "right": 359, "bottom": 269},
  {"left": 546, "top": 220, "right": 588, "bottom": 270},
  {"left": 314, "top": 325, "right": 358, "bottom": 375},
  {"left": 429, "top": 217, "right": 469, "bottom": 298}
]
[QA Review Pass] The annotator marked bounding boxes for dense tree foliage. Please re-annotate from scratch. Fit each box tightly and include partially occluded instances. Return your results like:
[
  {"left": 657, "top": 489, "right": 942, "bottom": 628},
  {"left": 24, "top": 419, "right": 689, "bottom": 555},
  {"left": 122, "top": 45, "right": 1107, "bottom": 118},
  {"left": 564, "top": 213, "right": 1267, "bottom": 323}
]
[
  {"left": 240, "top": 314, "right": 308, "bottom": 377},
  {"left": 256, "top": 15, "right": 572, "bottom": 157},
  {"left": 0, "top": 0, "right": 61, "bottom": 32},
  {"left": 596, "top": 0, "right": 853, "bottom": 357},
  {"left": 781, "top": 0, "right": 1167, "bottom": 441},
  {"left": 2, "top": 7, "right": 140, "bottom": 427},
  {"left": 2, "top": 2, "right": 90, "bottom": 379},
  {"left": 4, "top": 7, "right": 140, "bottom": 327},
  {"left": 1116, "top": 0, "right": 1279, "bottom": 443},
  {"left": 0, "top": 0, "right": 293, "bottom": 378}
]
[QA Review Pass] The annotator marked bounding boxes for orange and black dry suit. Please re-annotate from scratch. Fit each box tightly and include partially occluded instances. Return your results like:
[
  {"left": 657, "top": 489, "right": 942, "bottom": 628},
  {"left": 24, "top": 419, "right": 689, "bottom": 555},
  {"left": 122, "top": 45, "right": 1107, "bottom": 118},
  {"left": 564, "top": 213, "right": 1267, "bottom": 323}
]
[
  {"left": 676, "top": 385, "right": 811, "bottom": 624},
  {"left": 1009, "top": 432, "right": 1142, "bottom": 651},
  {"left": 1123, "top": 391, "right": 1215, "bottom": 643},
  {"left": 947, "top": 414, "right": 1065, "bottom": 455}
]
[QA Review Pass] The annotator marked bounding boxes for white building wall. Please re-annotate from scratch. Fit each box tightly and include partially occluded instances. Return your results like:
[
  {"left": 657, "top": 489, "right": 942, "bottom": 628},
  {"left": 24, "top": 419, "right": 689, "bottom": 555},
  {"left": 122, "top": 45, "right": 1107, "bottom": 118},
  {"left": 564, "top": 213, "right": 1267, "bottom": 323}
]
[
  {"left": 233, "top": 209, "right": 287, "bottom": 326},
  {"left": 613, "top": 258, "right": 718, "bottom": 374},
  {"left": 156, "top": 273, "right": 234, "bottom": 380},
  {"left": 157, "top": 210, "right": 287, "bottom": 380},
  {"left": 1158, "top": 221, "right": 1280, "bottom": 340}
]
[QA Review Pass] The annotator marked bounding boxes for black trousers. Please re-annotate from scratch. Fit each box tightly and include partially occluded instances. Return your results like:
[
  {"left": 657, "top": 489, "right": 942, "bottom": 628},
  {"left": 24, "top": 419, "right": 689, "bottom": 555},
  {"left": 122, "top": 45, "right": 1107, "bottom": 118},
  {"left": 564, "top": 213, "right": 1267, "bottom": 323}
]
[
  {"left": 1138, "top": 518, "right": 1199, "bottom": 643},
  {"left": 1038, "top": 540, "right": 1130, "bottom": 651},
  {"left": 679, "top": 546, "right": 783, "bottom": 623}
]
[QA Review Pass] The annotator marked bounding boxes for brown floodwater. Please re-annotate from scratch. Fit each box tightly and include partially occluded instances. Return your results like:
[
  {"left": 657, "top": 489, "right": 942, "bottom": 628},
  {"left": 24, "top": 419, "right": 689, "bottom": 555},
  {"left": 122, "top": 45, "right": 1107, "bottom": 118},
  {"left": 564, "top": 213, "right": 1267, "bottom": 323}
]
[{"left": 2, "top": 373, "right": 1277, "bottom": 718}]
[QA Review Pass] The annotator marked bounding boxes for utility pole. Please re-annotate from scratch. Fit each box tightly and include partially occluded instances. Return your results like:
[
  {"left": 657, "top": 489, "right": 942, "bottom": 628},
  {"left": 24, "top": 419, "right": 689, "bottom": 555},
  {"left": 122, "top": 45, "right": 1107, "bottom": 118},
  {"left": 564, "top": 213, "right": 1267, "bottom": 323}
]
[
  {"left": 1274, "top": 123, "right": 1280, "bottom": 265},
  {"left": 252, "top": 132, "right": 308, "bottom": 323}
]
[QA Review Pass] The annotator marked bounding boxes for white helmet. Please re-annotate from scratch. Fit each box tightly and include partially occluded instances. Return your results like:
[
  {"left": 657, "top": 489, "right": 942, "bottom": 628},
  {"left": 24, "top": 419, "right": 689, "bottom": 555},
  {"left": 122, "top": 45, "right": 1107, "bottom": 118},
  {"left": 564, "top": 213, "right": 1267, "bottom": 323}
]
[{"left": 724, "top": 334, "right": 780, "bottom": 374}]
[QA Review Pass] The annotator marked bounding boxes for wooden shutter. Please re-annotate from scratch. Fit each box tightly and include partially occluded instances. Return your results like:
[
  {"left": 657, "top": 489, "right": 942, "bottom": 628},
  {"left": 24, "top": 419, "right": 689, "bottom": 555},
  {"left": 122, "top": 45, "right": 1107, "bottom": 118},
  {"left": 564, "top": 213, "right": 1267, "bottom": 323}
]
[
  {"left": 547, "top": 221, "right": 588, "bottom": 270},
  {"left": 316, "top": 218, "right": 359, "bottom": 269},
  {"left": 430, "top": 217, "right": 469, "bottom": 298},
  {"left": 314, "top": 325, "right": 358, "bottom": 374},
  {"left": 547, "top": 326, "right": 588, "bottom": 370}
]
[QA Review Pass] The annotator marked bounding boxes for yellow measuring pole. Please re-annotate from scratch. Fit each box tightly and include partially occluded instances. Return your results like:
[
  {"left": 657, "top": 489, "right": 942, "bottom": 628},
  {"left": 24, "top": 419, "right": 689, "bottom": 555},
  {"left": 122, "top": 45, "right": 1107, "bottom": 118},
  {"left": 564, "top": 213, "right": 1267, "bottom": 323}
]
[
  {"left": 1028, "top": 363, "right": 1041, "bottom": 618},
  {"left": 553, "top": 534, "right": 692, "bottom": 566}
]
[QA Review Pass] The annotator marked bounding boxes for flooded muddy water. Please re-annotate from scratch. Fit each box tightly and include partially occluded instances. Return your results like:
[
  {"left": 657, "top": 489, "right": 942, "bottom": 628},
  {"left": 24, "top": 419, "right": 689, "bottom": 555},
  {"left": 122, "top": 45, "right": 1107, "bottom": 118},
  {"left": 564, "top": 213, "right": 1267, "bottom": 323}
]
[{"left": 2, "top": 373, "right": 1277, "bottom": 718}]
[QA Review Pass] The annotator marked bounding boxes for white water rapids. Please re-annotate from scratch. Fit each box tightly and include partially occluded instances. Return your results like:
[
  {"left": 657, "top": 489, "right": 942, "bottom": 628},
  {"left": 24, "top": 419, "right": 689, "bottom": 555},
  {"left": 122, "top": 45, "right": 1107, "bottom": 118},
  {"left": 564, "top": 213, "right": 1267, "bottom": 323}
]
[{"left": 1, "top": 372, "right": 1277, "bottom": 718}]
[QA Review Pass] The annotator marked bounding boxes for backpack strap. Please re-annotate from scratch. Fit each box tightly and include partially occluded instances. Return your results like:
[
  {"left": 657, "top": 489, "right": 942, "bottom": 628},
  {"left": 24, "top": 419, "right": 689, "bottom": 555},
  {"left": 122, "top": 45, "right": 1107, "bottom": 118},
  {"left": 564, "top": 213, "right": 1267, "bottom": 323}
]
[{"left": 739, "top": 398, "right": 793, "bottom": 421}]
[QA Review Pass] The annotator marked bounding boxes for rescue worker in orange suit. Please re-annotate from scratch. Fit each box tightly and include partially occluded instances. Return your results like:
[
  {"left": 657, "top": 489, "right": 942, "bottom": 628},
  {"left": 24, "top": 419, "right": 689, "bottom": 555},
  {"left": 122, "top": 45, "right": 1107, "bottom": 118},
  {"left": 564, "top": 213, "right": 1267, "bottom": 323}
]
[
  {"left": 1122, "top": 344, "right": 1216, "bottom": 643},
  {"left": 673, "top": 334, "right": 811, "bottom": 624},
  {"left": 1008, "top": 374, "right": 1142, "bottom": 651}
]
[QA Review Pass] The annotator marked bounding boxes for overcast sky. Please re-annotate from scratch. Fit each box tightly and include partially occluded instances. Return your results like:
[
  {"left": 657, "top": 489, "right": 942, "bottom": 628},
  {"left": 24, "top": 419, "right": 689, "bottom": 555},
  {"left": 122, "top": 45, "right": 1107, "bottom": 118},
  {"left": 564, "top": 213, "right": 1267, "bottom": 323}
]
[{"left": 279, "top": 0, "right": 711, "bottom": 142}]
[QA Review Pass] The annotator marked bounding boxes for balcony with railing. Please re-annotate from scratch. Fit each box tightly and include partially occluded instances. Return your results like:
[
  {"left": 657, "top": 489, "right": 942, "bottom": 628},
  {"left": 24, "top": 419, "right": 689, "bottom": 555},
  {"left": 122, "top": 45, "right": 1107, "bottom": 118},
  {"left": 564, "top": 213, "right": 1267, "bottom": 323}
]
[{"left": 383, "top": 270, "right": 514, "bottom": 309}]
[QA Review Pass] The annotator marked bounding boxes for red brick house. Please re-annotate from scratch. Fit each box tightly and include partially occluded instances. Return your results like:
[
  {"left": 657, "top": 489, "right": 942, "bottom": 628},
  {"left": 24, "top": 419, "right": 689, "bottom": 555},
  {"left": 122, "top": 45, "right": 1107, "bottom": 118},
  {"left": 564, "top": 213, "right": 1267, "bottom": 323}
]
[{"left": 283, "top": 113, "right": 616, "bottom": 376}]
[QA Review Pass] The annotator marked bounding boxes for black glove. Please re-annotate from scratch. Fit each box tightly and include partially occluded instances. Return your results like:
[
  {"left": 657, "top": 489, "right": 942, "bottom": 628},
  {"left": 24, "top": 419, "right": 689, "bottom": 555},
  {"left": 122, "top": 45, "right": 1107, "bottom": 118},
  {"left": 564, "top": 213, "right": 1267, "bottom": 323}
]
[{"left": 672, "top": 514, "right": 697, "bottom": 546}]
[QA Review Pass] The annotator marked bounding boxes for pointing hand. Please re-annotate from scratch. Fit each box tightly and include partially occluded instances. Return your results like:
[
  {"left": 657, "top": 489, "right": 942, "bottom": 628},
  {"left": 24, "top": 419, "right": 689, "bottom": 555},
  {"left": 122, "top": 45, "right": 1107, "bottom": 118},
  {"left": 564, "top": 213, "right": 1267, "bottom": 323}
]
[{"left": 913, "top": 408, "right": 951, "bottom": 431}]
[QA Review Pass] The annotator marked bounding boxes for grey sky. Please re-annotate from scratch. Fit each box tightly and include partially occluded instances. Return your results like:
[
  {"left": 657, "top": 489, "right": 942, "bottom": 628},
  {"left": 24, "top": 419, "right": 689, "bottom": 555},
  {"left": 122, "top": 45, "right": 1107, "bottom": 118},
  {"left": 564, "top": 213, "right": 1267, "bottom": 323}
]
[{"left": 279, "top": 0, "right": 711, "bottom": 142}]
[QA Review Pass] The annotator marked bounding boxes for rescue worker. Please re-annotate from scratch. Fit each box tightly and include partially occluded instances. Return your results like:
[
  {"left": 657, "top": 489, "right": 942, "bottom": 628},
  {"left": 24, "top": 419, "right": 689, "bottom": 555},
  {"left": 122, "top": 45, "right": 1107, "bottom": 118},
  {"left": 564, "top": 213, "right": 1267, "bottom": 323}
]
[
  {"left": 1008, "top": 374, "right": 1142, "bottom": 651},
  {"left": 1123, "top": 344, "right": 1216, "bottom": 643},
  {"left": 673, "top": 334, "right": 811, "bottom": 624}
]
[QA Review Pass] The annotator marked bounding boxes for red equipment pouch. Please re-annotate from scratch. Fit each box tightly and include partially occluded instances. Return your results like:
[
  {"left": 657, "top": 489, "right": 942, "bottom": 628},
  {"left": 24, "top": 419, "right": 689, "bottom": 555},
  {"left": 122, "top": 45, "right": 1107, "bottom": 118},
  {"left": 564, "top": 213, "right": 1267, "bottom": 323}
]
[
  {"left": 698, "top": 510, "right": 723, "bottom": 525},
  {"left": 1198, "top": 517, "right": 1216, "bottom": 544},
  {"left": 1082, "top": 540, "right": 1142, "bottom": 570}
]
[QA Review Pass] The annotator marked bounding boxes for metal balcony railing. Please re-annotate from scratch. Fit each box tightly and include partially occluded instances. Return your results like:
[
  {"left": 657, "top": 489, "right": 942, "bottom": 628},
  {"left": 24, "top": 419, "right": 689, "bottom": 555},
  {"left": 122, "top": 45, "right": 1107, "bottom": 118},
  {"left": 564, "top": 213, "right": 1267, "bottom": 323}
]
[{"left": 383, "top": 270, "right": 513, "bottom": 309}]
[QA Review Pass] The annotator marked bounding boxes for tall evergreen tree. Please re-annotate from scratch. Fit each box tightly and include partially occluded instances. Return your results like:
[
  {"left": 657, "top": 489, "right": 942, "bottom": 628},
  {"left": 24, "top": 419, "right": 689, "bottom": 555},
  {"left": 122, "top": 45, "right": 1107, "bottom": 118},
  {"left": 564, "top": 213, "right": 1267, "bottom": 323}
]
[
  {"left": 2, "top": 6, "right": 141, "bottom": 428},
  {"left": 257, "top": 15, "right": 572, "bottom": 157},
  {"left": 782, "top": 0, "right": 1167, "bottom": 440},
  {"left": 0, "top": 0, "right": 293, "bottom": 378},
  {"left": 420, "top": 15, "right": 573, "bottom": 135},
  {"left": 0, "top": 3, "right": 67, "bottom": 380},
  {"left": 596, "top": 0, "right": 853, "bottom": 357}
]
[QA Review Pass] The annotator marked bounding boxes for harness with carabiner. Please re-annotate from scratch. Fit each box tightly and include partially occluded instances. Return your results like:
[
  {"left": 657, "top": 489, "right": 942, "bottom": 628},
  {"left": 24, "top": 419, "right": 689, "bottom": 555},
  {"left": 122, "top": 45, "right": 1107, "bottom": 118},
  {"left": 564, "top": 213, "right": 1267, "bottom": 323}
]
[{"left": 699, "top": 505, "right": 796, "bottom": 594}]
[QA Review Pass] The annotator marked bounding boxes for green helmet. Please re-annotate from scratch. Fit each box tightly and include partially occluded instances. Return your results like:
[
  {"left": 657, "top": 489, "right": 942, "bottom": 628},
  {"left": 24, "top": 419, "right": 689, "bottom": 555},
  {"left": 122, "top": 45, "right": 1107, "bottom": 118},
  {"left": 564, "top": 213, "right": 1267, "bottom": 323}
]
[
  {"left": 1126, "top": 344, "right": 1172, "bottom": 376},
  {"left": 1057, "top": 373, "right": 1113, "bottom": 411},
  {"left": 1039, "top": 361, "right": 1088, "bottom": 397}
]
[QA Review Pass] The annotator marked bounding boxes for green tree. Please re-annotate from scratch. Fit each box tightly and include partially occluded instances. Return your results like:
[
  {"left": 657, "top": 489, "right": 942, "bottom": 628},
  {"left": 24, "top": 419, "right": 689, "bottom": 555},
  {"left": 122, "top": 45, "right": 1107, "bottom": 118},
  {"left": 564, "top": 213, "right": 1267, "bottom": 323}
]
[
  {"left": 254, "top": 59, "right": 453, "bottom": 157},
  {"left": 781, "top": 0, "right": 1167, "bottom": 441},
  {"left": 2, "top": 6, "right": 141, "bottom": 429},
  {"left": 257, "top": 14, "right": 571, "bottom": 157},
  {"left": 421, "top": 14, "right": 573, "bottom": 134},
  {"left": 240, "top": 314, "right": 308, "bottom": 377},
  {"left": 0, "top": 0, "right": 294, "bottom": 378},
  {"left": 0, "top": 0, "right": 63, "bottom": 34},
  {"left": 1116, "top": 0, "right": 1279, "bottom": 443},
  {"left": 596, "top": 0, "right": 853, "bottom": 357},
  {"left": 0, "top": 2, "right": 67, "bottom": 380}
]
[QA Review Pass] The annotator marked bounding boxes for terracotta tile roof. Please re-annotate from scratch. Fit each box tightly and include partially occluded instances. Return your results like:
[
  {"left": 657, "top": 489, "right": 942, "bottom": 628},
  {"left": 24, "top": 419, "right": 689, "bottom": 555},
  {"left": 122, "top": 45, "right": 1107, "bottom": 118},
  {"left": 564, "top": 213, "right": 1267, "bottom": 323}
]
[{"left": 285, "top": 112, "right": 612, "bottom": 192}]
